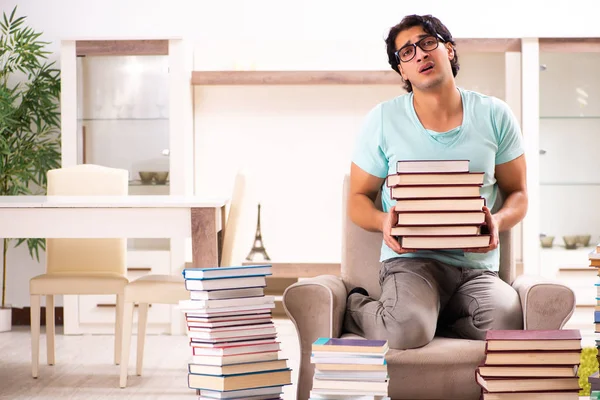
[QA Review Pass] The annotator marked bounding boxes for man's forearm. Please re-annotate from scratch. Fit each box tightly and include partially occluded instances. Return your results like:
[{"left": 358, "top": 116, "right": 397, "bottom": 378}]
[
  {"left": 348, "top": 193, "right": 387, "bottom": 233},
  {"left": 493, "top": 190, "right": 528, "bottom": 232}
]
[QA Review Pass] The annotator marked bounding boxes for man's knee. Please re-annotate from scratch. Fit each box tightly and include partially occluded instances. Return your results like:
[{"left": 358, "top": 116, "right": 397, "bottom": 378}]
[
  {"left": 474, "top": 289, "right": 523, "bottom": 332},
  {"left": 378, "top": 309, "right": 436, "bottom": 349}
]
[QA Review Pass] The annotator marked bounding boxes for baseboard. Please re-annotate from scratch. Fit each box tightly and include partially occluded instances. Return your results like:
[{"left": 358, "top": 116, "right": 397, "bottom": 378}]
[{"left": 12, "top": 306, "right": 64, "bottom": 326}]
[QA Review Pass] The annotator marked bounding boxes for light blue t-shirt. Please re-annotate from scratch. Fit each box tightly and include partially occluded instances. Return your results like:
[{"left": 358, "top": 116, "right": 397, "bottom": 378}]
[{"left": 352, "top": 87, "right": 524, "bottom": 271}]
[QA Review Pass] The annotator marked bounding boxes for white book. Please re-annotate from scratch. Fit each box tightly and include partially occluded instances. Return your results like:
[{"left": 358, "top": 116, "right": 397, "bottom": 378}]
[
  {"left": 187, "top": 317, "right": 273, "bottom": 329},
  {"left": 178, "top": 302, "right": 275, "bottom": 315},
  {"left": 310, "top": 356, "right": 386, "bottom": 365},
  {"left": 192, "top": 342, "right": 280, "bottom": 356},
  {"left": 180, "top": 295, "right": 274, "bottom": 310},
  {"left": 198, "top": 385, "right": 282, "bottom": 398},
  {"left": 192, "top": 351, "right": 279, "bottom": 366},
  {"left": 187, "top": 325, "right": 277, "bottom": 340},
  {"left": 189, "top": 287, "right": 264, "bottom": 300},
  {"left": 185, "top": 276, "right": 267, "bottom": 291}
]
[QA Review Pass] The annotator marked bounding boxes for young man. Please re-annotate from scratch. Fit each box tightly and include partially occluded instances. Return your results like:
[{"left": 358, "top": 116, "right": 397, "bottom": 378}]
[{"left": 344, "top": 14, "right": 528, "bottom": 349}]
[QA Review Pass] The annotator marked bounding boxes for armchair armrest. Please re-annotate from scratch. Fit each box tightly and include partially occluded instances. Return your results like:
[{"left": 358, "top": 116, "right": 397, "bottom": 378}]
[
  {"left": 282, "top": 275, "right": 347, "bottom": 400},
  {"left": 512, "top": 275, "right": 576, "bottom": 330}
]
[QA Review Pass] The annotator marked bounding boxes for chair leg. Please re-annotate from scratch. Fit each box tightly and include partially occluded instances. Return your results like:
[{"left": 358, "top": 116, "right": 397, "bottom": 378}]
[
  {"left": 136, "top": 303, "right": 149, "bottom": 376},
  {"left": 119, "top": 301, "right": 135, "bottom": 388},
  {"left": 45, "top": 295, "right": 55, "bottom": 366},
  {"left": 114, "top": 293, "right": 124, "bottom": 365},
  {"left": 30, "top": 294, "right": 41, "bottom": 378}
]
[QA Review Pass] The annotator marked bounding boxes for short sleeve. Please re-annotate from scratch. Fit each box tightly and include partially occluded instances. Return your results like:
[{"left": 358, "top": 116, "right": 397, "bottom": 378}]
[
  {"left": 351, "top": 104, "right": 388, "bottom": 178},
  {"left": 492, "top": 98, "right": 524, "bottom": 165}
]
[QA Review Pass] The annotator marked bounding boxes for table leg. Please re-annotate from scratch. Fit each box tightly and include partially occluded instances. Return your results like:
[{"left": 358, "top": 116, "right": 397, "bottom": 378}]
[
  {"left": 191, "top": 207, "right": 218, "bottom": 269},
  {"left": 218, "top": 205, "right": 226, "bottom": 266}
]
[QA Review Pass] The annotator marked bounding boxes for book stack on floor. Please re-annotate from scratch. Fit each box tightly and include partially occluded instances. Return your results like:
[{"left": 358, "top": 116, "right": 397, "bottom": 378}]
[
  {"left": 178, "top": 264, "right": 291, "bottom": 400},
  {"left": 475, "top": 329, "right": 582, "bottom": 399},
  {"left": 590, "top": 244, "right": 600, "bottom": 399},
  {"left": 386, "top": 159, "right": 490, "bottom": 250},
  {"left": 591, "top": 245, "right": 600, "bottom": 367},
  {"left": 308, "top": 337, "right": 391, "bottom": 400}
]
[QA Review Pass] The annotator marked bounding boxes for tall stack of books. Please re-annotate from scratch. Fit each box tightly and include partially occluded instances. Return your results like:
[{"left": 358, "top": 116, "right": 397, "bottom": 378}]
[
  {"left": 475, "top": 329, "right": 581, "bottom": 399},
  {"left": 386, "top": 159, "right": 490, "bottom": 250},
  {"left": 589, "top": 243, "right": 600, "bottom": 397},
  {"left": 178, "top": 264, "right": 292, "bottom": 399},
  {"left": 308, "top": 337, "right": 390, "bottom": 399},
  {"left": 591, "top": 244, "right": 600, "bottom": 368}
]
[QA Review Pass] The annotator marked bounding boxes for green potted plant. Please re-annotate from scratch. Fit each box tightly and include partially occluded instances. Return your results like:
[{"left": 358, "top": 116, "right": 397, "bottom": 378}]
[{"left": 0, "top": 6, "right": 61, "bottom": 331}]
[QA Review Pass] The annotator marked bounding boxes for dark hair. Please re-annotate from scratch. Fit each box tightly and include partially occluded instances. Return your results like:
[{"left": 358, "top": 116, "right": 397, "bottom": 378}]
[{"left": 385, "top": 14, "right": 459, "bottom": 92}]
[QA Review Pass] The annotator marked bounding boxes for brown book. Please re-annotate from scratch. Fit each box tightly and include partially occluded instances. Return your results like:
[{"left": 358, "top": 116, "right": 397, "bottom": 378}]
[
  {"left": 188, "top": 368, "right": 291, "bottom": 391},
  {"left": 395, "top": 159, "right": 469, "bottom": 173},
  {"left": 391, "top": 224, "right": 482, "bottom": 236},
  {"left": 394, "top": 197, "right": 485, "bottom": 212},
  {"left": 476, "top": 373, "right": 580, "bottom": 392},
  {"left": 397, "top": 211, "right": 485, "bottom": 226},
  {"left": 477, "top": 365, "right": 578, "bottom": 378},
  {"left": 484, "top": 329, "right": 582, "bottom": 351},
  {"left": 400, "top": 235, "right": 490, "bottom": 250},
  {"left": 386, "top": 172, "right": 484, "bottom": 187},
  {"left": 391, "top": 184, "right": 481, "bottom": 199},
  {"left": 481, "top": 391, "right": 580, "bottom": 399},
  {"left": 484, "top": 350, "right": 582, "bottom": 365}
]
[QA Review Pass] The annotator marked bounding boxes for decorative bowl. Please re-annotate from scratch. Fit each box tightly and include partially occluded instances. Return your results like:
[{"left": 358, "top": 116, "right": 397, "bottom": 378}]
[
  {"left": 154, "top": 171, "right": 169, "bottom": 185},
  {"left": 563, "top": 235, "right": 578, "bottom": 250},
  {"left": 139, "top": 171, "right": 156, "bottom": 184},
  {"left": 577, "top": 234, "right": 592, "bottom": 247},
  {"left": 540, "top": 235, "right": 554, "bottom": 248}
]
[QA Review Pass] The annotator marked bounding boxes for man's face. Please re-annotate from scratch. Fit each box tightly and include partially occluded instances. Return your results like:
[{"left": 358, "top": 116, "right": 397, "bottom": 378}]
[{"left": 394, "top": 25, "right": 454, "bottom": 92}]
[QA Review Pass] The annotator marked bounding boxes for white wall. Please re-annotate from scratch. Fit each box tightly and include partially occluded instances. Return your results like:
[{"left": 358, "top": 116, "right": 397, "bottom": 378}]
[{"left": 0, "top": 0, "right": 593, "bottom": 306}]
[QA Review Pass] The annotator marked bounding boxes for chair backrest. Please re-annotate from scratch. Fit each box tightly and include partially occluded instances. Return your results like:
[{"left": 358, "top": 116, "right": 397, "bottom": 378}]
[
  {"left": 46, "top": 164, "right": 128, "bottom": 276},
  {"left": 341, "top": 175, "right": 515, "bottom": 298},
  {"left": 220, "top": 171, "right": 246, "bottom": 267}
]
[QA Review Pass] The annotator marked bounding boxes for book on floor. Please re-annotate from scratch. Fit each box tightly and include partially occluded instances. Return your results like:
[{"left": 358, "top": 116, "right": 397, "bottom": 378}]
[
  {"left": 475, "top": 374, "right": 580, "bottom": 392},
  {"left": 312, "top": 338, "right": 389, "bottom": 353},
  {"left": 484, "top": 329, "right": 582, "bottom": 351},
  {"left": 187, "top": 368, "right": 292, "bottom": 391},
  {"left": 182, "top": 264, "right": 272, "bottom": 280},
  {"left": 188, "top": 358, "right": 289, "bottom": 376}
]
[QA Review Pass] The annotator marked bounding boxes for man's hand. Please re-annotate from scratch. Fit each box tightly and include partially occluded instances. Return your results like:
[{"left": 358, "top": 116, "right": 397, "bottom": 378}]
[
  {"left": 383, "top": 206, "right": 415, "bottom": 254},
  {"left": 465, "top": 206, "right": 499, "bottom": 253}
]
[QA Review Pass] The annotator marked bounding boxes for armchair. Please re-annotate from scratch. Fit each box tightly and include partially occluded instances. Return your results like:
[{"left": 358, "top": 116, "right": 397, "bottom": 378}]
[{"left": 283, "top": 176, "right": 576, "bottom": 400}]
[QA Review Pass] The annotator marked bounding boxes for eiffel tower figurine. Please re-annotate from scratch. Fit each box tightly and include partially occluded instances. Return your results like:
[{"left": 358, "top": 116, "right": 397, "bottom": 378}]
[{"left": 245, "top": 203, "right": 271, "bottom": 261}]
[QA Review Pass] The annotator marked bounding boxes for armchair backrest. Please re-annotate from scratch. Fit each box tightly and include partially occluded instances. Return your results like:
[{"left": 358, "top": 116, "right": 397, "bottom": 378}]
[{"left": 341, "top": 175, "right": 515, "bottom": 298}]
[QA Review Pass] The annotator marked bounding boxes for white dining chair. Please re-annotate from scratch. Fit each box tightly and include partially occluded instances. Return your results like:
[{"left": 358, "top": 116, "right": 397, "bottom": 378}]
[{"left": 30, "top": 164, "right": 129, "bottom": 378}]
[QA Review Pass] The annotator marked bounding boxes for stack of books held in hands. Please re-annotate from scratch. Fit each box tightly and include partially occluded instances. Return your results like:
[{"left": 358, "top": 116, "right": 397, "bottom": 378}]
[
  {"left": 308, "top": 337, "right": 390, "bottom": 400},
  {"left": 475, "top": 329, "right": 582, "bottom": 400},
  {"left": 178, "top": 264, "right": 292, "bottom": 400},
  {"left": 386, "top": 159, "right": 489, "bottom": 250}
]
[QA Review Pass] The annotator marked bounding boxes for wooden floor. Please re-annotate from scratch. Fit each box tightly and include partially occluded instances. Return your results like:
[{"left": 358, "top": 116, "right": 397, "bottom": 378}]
[{"left": 0, "top": 318, "right": 300, "bottom": 400}]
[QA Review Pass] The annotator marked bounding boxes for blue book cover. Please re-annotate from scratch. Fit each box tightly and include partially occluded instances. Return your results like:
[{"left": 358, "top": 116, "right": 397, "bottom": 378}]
[{"left": 182, "top": 264, "right": 272, "bottom": 280}]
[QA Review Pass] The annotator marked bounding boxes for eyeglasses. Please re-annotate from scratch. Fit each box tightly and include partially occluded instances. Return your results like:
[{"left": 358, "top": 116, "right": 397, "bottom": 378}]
[{"left": 395, "top": 34, "right": 445, "bottom": 63}]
